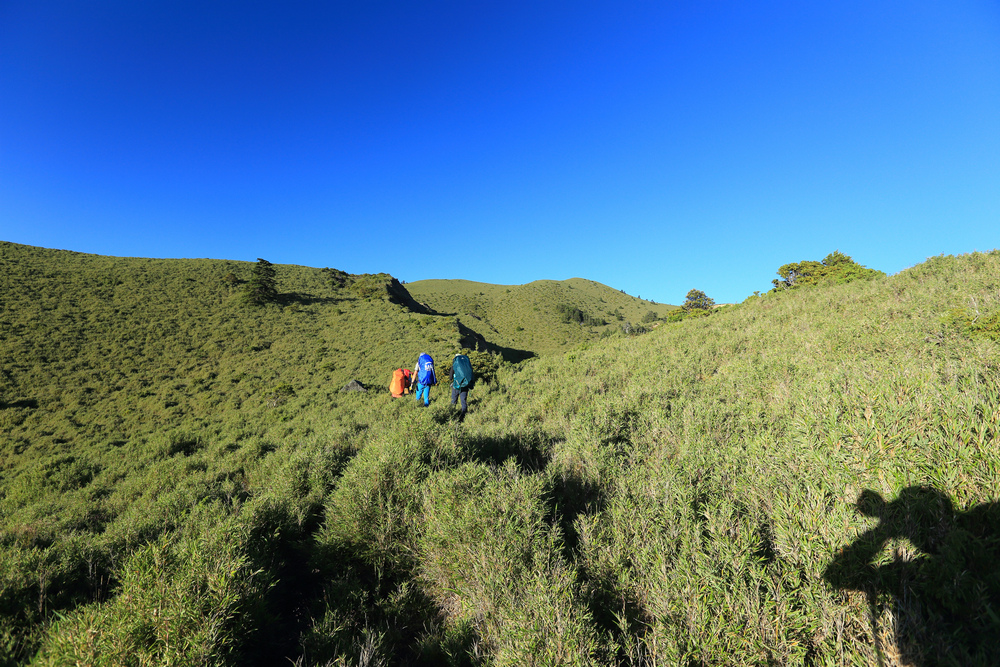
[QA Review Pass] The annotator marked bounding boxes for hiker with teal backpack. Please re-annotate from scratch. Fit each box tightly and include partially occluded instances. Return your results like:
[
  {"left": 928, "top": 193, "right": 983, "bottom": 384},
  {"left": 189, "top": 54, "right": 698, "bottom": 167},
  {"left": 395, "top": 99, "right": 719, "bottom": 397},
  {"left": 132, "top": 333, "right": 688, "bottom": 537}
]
[
  {"left": 413, "top": 352, "right": 436, "bottom": 407},
  {"left": 451, "top": 353, "right": 474, "bottom": 421}
]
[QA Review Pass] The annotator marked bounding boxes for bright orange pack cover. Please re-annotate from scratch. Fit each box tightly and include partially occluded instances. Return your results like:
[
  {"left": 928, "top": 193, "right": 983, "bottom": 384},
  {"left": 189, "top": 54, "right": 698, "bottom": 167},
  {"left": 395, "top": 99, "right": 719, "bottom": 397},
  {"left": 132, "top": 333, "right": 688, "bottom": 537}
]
[{"left": 389, "top": 368, "right": 412, "bottom": 397}]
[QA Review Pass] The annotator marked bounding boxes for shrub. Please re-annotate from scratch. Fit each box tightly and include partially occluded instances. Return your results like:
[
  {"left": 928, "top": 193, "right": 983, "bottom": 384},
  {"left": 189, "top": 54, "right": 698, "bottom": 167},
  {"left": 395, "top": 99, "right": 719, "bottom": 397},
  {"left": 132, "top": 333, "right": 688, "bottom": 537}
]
[
  {"left": 266, "top": 383, "right": 296, "bottom": 408},
  {"left": 464, "top": 349, "right": 506, "bottom": 385},
  {"left": 321, "top": 267, "right": 349, "bottom": 288},
  {"left": 941, "top": 307, "right": 1000, "bottom": 342},
  {"left": 33, "top": 523, "right": 268, "bottom": 666},
  {"left": 620, "top": 321, "right": 648, "bottom": 335}
]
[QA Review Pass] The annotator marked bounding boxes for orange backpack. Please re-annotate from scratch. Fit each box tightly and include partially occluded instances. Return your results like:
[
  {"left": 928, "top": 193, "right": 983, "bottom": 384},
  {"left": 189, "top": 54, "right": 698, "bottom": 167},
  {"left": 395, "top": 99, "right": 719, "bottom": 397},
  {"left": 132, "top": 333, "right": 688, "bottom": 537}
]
[{"left": 389, "top": 368, "right": 412, "bottom": 397}]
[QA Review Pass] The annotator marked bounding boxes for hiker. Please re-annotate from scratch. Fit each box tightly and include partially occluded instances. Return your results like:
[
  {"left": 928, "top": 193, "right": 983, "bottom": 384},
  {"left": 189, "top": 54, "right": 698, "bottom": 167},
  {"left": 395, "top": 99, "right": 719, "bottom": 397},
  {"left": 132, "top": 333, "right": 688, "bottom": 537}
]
[
  {"left": 451, "top": 353, "right": 474, "bottom": 421},
  {"left": 413, "top": 352, "right": 436, "bottom": 406},
  {"left": 389, "top": 367, "right": 412, "bottom": 397}
]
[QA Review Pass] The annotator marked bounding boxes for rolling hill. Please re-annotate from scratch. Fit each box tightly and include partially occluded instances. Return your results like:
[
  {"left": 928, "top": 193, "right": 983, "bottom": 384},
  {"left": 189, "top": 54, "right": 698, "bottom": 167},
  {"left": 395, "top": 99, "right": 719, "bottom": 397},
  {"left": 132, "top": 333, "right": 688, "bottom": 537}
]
[{"left": 407, "top": 277, "right": 676, "bottom": 356}]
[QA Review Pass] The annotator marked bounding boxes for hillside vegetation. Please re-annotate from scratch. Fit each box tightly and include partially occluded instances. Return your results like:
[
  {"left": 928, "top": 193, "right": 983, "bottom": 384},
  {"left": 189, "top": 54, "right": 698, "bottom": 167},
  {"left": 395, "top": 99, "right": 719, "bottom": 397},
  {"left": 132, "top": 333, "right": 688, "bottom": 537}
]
[
  {"left": 407, "top": 278, "right": 676, "bottom": 356},
  {"left": 0, "top": 242, "right": 493, "bottom": 462},
  {"left": 2, "top": 242, "right": 1000, "bottom": 666}
]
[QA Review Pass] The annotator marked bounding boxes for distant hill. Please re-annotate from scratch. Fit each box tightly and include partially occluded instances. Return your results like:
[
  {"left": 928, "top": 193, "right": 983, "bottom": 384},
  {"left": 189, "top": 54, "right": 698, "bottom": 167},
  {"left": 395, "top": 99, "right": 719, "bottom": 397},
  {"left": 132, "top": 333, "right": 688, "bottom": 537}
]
[{"left": 407, "top": 277, "right": 676, "bottom": 356}]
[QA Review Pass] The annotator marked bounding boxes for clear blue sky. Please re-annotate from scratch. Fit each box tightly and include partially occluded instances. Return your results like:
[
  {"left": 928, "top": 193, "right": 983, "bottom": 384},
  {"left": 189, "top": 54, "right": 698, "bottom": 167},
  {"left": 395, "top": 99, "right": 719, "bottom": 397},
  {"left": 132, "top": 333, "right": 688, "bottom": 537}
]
[{"left": 2, "top": 1, "right": 998, "bottom": 304}]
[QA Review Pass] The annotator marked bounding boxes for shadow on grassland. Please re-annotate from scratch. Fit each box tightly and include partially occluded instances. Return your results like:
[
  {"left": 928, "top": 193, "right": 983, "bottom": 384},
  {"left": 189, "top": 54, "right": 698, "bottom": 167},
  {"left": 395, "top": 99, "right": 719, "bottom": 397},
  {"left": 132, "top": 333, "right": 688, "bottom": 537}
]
[
  {"left": 446, "top": 430, "right": 644, "bottom": 657},
  {"left": 458, "top": 432, "right": 551, "bottom": 473},
  {"left": 1, "top": 398, "right": 38, "bottom": 409},
  {"left": 825, "top": 486, "right": 1000, "bottom": 666},
  {"left": 278, "top": 292, "right": 343, "bottom": 307},
  {"left": 304, "top": 540, "right": 484, "bottom": 666},
  {"left": 455, "top": 320, "right": 535, "bottom": 364}
]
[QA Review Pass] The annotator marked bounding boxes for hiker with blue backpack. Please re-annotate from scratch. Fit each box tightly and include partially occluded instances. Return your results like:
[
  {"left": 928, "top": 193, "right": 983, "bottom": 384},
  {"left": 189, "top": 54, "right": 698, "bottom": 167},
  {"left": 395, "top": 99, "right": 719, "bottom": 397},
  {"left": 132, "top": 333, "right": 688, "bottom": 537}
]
[
  {"left": 451, "top": 353, "right": 474, "bottom": 421},
  {"left": 413, "top": 352, "right": 437, "bottom": 407}
]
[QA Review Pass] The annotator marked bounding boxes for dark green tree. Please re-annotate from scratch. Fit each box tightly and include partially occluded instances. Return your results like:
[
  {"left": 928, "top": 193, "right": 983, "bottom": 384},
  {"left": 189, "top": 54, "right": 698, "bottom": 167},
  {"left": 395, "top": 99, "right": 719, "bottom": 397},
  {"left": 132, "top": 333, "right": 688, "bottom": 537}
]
[
  {"left": 244, "top": 258, "right": 278, "bottom": 306},
  {"left": 683, "top": 289, "right": 715, "bottom": 312}
]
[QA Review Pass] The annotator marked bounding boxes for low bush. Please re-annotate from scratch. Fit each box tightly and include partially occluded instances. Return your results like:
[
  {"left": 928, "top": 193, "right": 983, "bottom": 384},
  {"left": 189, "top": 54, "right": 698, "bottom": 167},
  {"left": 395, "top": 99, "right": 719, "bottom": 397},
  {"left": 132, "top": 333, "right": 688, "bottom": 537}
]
[{"left": 33, "top": 518, "right": 269, "bottom": 666}]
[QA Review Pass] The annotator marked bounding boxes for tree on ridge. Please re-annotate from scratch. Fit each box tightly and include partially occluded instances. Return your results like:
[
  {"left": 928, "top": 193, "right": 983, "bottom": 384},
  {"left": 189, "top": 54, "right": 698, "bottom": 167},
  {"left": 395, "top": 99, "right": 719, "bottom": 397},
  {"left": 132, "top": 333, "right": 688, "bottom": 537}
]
[
  {"left": 683, "top": 289, "right": 715, "bottom": 313},
  {"left": 244, "top": 258, "right": 279, "bottom": 306}
]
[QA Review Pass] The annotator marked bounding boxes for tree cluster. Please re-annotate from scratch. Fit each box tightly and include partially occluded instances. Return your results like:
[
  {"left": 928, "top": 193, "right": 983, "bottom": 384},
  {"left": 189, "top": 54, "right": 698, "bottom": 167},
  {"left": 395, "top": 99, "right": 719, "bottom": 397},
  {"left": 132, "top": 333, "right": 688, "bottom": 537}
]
[
  {"left": 772, "top": 251, "right": 884, "bottom": 292},
  {"left": 556, "top": 304, "right": 606, "bottom": 327}
]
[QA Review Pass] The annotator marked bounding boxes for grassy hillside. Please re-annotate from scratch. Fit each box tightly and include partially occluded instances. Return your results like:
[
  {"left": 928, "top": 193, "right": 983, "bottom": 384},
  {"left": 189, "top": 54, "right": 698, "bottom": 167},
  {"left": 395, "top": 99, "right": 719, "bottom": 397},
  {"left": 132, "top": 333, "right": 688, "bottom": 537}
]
[
  {"left": 0, "top": 242, "right": 489, "bottom": 458},
  {"left": 3, "top": 242, "right": 1000, "bottom": 666},
  {"left": 0, "top": 241, "right": 514, "bottom": 662},
  {"left": 407, "top": 277, "right": 676, "bottom": 356}
]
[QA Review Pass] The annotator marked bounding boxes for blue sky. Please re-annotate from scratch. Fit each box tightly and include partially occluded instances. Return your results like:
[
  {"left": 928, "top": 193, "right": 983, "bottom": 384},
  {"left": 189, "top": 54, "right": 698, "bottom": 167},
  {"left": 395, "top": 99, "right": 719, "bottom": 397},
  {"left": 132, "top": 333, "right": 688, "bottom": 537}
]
[{"left": 2, "top": 1, "right": 998, "bottom": 304}]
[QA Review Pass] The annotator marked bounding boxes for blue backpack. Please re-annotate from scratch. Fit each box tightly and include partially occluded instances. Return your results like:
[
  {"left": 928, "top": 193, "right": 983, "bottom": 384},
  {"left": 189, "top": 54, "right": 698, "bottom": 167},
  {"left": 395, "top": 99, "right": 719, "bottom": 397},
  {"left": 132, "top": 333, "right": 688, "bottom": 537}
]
[
  {"left": 452, "top": 354, "right": 474, "bottom": 389},
  {"left": 416, "top": 353, "right": 436, "bottom": 385}
]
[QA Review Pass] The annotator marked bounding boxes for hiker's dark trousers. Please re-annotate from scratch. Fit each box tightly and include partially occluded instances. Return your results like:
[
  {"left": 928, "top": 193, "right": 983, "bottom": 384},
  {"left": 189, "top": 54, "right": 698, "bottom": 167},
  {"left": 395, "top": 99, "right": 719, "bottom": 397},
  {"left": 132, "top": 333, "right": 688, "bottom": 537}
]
[{"left": 451, "top": 387, "right": 468, "bottom": 413}]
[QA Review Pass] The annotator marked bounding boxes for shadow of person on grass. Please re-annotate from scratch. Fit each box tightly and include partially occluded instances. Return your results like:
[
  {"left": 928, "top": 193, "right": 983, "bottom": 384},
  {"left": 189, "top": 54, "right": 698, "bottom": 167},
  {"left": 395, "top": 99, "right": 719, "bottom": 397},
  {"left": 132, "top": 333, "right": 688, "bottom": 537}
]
[{"left": 824, "top": 486, "right": 1000, "bottom": 666}]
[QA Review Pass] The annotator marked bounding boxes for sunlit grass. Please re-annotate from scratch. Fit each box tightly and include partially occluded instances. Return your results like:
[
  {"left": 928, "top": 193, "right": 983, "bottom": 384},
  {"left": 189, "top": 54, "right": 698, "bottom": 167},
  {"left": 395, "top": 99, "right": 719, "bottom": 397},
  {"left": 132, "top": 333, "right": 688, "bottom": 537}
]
[{"left": 3, "top": 242, "right": 1000, "bottom": 665}]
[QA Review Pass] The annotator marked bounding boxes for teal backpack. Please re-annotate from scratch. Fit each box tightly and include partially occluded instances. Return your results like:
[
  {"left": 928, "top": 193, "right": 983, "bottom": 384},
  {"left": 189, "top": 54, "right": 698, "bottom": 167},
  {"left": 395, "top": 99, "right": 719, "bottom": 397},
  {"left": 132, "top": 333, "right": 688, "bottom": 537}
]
[{"left": 452, "top": 354, "right": 474, "bottom": 389}]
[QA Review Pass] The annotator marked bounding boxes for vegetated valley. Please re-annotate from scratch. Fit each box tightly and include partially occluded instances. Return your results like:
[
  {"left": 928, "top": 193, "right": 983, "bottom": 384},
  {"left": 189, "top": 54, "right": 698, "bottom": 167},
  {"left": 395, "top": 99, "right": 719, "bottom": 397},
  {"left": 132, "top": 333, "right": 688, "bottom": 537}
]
[{"left": 2, "top": 241, "right": 999, "bottom": 666}]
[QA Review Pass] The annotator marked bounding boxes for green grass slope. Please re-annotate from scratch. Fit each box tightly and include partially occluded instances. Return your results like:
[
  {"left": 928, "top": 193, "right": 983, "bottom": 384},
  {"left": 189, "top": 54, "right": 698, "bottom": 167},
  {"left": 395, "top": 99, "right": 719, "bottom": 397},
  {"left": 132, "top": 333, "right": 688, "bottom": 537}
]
[
  {"left": 407, "top": 277, "right": 676, "bottom": 356},
  {"left": 0, "top": 245, "right": 630, "bottom": 498},
  {"left": 0, "top": 241, "right": 504, "bottom": 662},
  {"left": 0, "top": 242, "right": 484, "bottom": 458},
  {"left": 3, "top": 243, "right": 1000, "bottom": 666}
]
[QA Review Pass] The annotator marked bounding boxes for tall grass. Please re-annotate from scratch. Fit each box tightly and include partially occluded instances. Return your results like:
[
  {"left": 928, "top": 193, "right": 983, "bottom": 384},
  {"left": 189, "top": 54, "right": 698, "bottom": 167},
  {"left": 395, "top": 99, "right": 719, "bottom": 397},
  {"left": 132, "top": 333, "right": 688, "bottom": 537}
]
[{"left": 3, "top": 242, "right": 1000, "bottom": 665}]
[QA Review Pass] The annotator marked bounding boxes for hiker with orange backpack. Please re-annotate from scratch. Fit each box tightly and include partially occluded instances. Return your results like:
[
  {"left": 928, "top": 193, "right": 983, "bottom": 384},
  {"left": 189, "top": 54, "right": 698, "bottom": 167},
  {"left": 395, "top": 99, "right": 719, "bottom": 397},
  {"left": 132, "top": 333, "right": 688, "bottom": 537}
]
[
  {"left": 389, "top": 367, "right": 412, "bottom": 397},
  {"left": 413, "top": 352, "right": 436, "bottom": 407}
]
